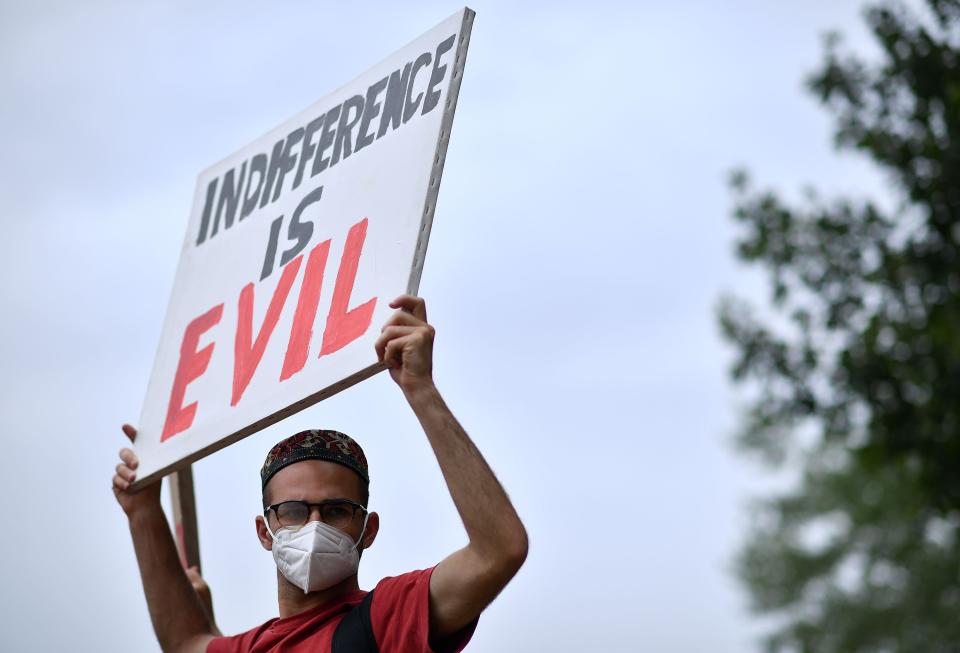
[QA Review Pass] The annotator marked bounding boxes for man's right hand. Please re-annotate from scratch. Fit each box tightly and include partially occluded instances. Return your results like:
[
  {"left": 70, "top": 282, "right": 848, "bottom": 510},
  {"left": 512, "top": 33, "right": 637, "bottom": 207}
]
[
  {"left": 112, "top": 424, "right": 217, "bottom": 652},
  {"left": 112, "top": 424, "right": 162, "bottom": 517}
]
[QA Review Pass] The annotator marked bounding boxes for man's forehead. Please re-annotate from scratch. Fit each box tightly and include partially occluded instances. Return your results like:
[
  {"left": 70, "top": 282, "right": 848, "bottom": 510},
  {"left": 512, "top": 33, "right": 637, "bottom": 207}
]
[{"left": 265, "top": 459, "right": 365, "bottom": 500}]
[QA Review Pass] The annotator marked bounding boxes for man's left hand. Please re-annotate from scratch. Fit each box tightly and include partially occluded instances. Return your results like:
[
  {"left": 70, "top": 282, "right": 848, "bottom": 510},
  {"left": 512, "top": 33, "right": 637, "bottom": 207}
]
[
  {"left": 374, "top": 295, "right": 435, "bottom": 394},
  {"left": 378, "top": 295, "right": 529, "bottom": 643}
]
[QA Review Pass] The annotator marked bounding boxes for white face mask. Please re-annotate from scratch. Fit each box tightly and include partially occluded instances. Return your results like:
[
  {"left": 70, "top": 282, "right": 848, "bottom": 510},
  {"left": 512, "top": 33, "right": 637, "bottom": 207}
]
[{"left": 265, "top": 515, "right": 369, "bottom": 594}]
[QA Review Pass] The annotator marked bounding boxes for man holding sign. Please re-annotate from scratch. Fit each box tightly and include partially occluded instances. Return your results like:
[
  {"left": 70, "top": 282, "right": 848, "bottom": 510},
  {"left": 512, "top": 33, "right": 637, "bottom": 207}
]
[{"left": 113, "top": 294, "right": 528, "bottom": 652}]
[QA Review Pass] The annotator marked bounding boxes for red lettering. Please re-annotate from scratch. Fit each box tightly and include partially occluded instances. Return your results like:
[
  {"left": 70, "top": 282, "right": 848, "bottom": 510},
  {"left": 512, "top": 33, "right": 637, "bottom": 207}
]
[
  {"left": 280, "top": 239, "right": 331, "bottom": 381},
  {"left": 320, "top": 218, "right": 377, "bottom": 356},
  {"left": 232, "top": 257, "right": 302, "bottom": 406},
  {"left": 161, "top": 303, "right": 224, "bottom": 442}
]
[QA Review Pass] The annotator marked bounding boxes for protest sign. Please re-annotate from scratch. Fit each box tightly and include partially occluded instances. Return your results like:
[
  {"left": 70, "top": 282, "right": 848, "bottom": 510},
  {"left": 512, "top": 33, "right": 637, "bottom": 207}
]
[{"left": 133, "top": 8, "right": 474, "bottom": 486}]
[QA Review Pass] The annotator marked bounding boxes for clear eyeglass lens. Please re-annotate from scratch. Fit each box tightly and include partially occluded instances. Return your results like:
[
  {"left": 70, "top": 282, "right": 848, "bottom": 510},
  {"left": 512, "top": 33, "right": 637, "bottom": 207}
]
[
  {"left": 275, "top": 502, "right": 310, "bottom": 527},
  {"left": 320, "top": 503, "right": 355, "bottom": 529}
]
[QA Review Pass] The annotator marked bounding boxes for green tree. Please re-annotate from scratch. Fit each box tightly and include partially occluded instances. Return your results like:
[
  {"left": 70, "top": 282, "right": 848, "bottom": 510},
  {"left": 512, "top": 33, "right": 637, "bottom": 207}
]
[{"left": 720, "top": 1, "right": 960, "bottom": 650}]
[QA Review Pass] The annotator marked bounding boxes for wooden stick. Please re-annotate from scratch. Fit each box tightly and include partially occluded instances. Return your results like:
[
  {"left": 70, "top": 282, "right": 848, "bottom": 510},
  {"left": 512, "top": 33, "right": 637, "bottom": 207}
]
[{"left": 169, "top": 465, "right": 201, "bottom": 573}]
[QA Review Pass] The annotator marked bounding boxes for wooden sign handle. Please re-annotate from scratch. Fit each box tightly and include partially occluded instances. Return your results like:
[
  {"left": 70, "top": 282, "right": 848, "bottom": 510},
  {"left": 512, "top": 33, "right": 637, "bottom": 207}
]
[{"left": 169, "top": 465, "right": 202, "bottom": 573}]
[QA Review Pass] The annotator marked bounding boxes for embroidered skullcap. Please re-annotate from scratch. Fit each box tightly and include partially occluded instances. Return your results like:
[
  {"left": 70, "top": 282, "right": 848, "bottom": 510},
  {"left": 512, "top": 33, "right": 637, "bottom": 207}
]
[{"left": 261, "top": 429, "right": 369, "bottom": 489}]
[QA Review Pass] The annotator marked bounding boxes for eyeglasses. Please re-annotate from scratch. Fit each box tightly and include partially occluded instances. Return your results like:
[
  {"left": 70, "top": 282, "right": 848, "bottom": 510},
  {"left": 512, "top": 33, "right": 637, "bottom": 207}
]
[{"left": 265, "top": 499, "right": 366, "bottom": 531}]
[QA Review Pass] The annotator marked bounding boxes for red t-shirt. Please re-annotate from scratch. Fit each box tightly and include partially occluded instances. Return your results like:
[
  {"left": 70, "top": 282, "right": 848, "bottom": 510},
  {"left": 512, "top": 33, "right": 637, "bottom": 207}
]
[{"left": 207, "top": 568, "right": 476, "bottom": 653}]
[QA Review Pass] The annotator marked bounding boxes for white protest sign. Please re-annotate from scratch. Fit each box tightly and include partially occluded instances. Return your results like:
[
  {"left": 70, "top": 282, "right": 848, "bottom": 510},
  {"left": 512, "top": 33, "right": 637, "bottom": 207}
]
[{"left": 133, "top": 8, "right": 474, "bottom": 486}]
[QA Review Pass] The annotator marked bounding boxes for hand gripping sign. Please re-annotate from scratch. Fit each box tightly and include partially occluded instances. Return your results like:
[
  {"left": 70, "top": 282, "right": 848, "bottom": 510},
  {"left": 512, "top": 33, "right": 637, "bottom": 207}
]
[{"left": 133, "top": 9, "right": 474, "bottom": 486}]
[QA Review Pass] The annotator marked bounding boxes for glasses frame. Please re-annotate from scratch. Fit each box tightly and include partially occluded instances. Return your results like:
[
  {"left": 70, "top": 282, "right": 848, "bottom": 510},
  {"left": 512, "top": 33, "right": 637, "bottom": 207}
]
[{"left": 264, "top": 498, "right": 367, "bottom": 530}]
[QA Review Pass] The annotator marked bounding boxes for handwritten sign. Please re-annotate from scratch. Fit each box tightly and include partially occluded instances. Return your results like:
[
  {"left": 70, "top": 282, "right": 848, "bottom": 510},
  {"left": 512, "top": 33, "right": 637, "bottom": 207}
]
[{"left": 133, "top": 8, "right": 474, "bottom": 485}]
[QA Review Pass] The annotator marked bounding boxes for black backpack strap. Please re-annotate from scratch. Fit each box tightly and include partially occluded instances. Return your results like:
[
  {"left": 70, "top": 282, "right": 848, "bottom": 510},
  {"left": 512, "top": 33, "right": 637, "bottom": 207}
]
[{"left": 332, "top": 590, "right": 379, "bottom": 653}]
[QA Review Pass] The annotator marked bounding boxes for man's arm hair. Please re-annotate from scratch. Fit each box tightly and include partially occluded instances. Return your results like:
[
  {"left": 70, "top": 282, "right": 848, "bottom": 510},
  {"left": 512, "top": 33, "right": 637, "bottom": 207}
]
[
  {"left": 375, "top": 295, "right": 528, "bottom": 643},
  {"left": 128, "top": 506, "right": 218, "bottom": 652},
  {"left": 114, "top": 427, "right": 217, "bottom": 653},
  {"left": 408, "top": 385, "right": 529, "bottom": 642}
]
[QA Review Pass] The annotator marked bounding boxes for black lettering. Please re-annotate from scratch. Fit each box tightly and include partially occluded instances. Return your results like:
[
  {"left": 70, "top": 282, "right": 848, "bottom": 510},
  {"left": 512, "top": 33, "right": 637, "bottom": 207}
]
[
  {"left": 261, "top": 215, "right": 284, "bottom": 281},
  {"left": 241, "top": 154, "right": 268, "bottom": 219},
  {"left": 211, "top": 161, "right": 247, "bottom": 237},
  {"left": 294, "top": 115, "right": 324, "bottom": 190},
  {"left": 404, "top": 52, "right": 432, "bottom": 123},
  {"left": 356, "top": 77, "right": 388, "bottom": 153},
  {"left": 422, "top": 35, "right": 455, "bottom": 115},
  {"left": 280, "top": 185, "right": 322, "bottom": 267},
  {"left": 332, "top": 95, "right": 365, "bottom": 166},
  {"left": 378, "top": 63, "right": 411, "bottom": 139},
  {"left": 271, "top": 127, "right": 305, "bottom": 202},
  {"left": 259, "top": 138, "right": 286, "bottom": 209},
  {"left": 196, "top": 178, "right": 218, "bottom": 245},
  {"left": 313, "top": 104, "right": 342, "bottom": 176}
]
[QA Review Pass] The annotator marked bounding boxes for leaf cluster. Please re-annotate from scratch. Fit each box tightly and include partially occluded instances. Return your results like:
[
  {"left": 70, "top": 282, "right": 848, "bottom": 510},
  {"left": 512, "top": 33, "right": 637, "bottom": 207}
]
[{"left": 720, "top": 1, "right": 960, "bottom": 650}]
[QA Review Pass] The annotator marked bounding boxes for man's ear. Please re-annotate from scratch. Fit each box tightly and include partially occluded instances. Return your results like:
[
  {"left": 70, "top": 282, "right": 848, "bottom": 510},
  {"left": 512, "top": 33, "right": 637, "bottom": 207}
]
[
  {"left": 255, "top": 515, "right": 273, "bottom": 551},
  {"left": 360, "top": 511, "right": 379, "bottom": 551}
]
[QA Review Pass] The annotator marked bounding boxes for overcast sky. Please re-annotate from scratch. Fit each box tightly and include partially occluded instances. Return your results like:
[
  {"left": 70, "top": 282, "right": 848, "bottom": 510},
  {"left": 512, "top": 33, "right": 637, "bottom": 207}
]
[{"left": 0, "top": 2, "right": 888, "bottom": 651}]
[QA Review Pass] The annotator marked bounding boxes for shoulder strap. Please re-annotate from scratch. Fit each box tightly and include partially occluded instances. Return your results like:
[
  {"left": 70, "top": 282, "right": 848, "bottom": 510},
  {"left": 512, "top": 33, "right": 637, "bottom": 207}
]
[{"left": 332, "top": 590, "right": 379, "bottom": 653}]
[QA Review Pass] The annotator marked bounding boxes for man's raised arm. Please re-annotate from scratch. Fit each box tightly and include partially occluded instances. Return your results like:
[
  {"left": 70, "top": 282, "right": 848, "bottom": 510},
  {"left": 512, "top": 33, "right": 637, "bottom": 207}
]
[
  {"left": 112, "top": 424, "right": 219, "bottom": 653},
  {"left": 375, "top": 296, "right": 529, "bottom": 643}
]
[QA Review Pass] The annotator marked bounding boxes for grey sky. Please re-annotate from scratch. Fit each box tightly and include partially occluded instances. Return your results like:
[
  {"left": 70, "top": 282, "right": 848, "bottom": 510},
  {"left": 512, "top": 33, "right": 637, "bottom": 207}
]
[{"left": 1, "top": 2, "right": 886, "bottom": 651}]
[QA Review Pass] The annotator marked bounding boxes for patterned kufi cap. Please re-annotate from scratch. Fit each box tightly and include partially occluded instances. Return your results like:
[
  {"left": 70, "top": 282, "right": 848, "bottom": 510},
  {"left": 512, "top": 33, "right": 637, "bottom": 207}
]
[{"left": 261, "top": 429, "right": 369, "bottom": 489}]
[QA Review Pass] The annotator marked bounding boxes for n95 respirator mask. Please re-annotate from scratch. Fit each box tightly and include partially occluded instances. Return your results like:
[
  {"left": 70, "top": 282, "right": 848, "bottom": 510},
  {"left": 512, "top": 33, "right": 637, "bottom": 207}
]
[{"left": 266, "top": 516, "right": 368, "bottom": 593}]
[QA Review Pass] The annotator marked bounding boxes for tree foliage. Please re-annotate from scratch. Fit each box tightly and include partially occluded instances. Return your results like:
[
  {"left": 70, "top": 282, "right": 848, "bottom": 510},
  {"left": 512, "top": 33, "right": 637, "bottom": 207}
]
[{"left": 720, "top": 1, "right": 960, "bottom": 650}]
